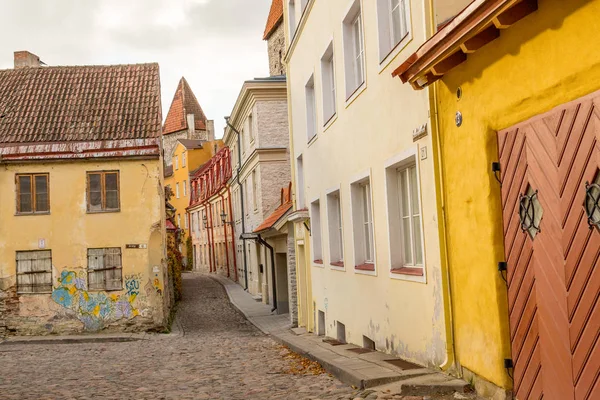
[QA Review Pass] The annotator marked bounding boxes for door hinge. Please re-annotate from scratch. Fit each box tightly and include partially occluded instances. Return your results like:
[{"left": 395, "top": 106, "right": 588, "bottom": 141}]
[{"left": 492, "top": 162, "right": 502, "bottom": 184}]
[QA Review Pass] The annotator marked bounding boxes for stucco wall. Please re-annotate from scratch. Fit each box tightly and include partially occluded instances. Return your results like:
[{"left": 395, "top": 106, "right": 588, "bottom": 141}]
[
  {"left": 0, "top": 159, "right": 167, "bottom": 335},
  {"left": 435, "top": 0, "right": 600, "bottom": 389},
  {"left": 162, "top": 128, "right": 210, "bottom": 166},
  {"left": 285, "top": 0, "right": 447, "bottom": 368}
]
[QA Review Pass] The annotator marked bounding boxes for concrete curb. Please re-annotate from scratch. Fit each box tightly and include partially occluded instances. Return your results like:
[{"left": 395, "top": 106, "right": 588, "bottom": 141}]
[{"left": 1, "top": 333, "right": 149, "bottom": 346}]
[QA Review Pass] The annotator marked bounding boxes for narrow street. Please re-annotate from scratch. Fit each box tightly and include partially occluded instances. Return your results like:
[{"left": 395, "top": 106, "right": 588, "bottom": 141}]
[{"left": 0, "top": 274, "right": 355, "bottom": 400}]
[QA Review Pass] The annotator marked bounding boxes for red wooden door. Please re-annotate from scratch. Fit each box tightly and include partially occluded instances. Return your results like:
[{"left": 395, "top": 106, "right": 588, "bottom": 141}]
[{"left": 498, "top": 92, "right": 600, "bottom": 400}]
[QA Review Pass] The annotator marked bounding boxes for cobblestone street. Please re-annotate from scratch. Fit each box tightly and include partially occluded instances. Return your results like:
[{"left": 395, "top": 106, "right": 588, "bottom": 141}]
[{"left": 0, "top": 274, "right": 358, "bottom": 400}]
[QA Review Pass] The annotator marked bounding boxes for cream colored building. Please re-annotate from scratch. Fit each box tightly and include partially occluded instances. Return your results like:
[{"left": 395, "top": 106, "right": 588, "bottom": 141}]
[{"left": 284, "top": 0, "right": 452, "bottom": 368}]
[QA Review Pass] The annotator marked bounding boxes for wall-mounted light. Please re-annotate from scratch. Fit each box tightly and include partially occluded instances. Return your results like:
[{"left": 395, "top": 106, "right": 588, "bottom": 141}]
[
  {"left": 221, "top": 210, "right": 233, "bottom": 226},
  {"left": 202, "top": 214, "right": 209, "bottom": 229}
]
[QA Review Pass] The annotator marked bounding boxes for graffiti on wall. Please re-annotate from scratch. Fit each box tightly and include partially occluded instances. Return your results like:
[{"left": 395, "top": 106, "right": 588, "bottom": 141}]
[{"left": 51, "top": 270, "right": 146, "bottom": 331}]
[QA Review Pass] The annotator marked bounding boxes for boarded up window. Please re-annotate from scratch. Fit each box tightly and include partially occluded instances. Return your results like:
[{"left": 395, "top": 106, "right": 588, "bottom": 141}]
[
  {"left": 16, "top": 174, "right": 50, "bottom": 214},
  {"left": 88, "top": 248, "right": 123, "bottom": 291},
  {"left": 16, "top": 250, "right": 52, "bottom": 293},
  {"left": 87, "top": 171, "right": 120, "bottom": 212}
]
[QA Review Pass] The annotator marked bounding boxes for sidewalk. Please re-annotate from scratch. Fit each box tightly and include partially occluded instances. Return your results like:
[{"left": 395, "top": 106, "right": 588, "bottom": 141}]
[{"left": 211, "top": 275, "right": 472, "bottom": 396}]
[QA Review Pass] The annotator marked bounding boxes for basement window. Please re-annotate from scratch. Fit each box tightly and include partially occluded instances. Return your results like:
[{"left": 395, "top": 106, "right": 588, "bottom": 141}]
[
  {"left": 87, "top": 248, "right": 123, "bottom": 291},
  {"left": 87, "top": 171, "right": 120, "bottom": 213},
  {"left": 16, "top": 173, "right": 50, "bottom": 214},
  {"left": 16, "top": 250, "right": 53, "bottom": 294}
]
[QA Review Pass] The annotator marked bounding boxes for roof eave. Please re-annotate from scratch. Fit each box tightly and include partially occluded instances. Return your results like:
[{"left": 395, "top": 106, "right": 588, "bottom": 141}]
[{"left": 393, "top": 0, "right": 538, "bottom": 89}]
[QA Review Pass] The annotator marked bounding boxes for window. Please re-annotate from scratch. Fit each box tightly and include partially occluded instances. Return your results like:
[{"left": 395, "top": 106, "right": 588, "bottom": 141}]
[
  {"left": 87, "top": 248, "right": 123, "bottom": 291},
  {"left": 16, "top": 250, "right": 52, "bottom": 293},
  {"left": 185, "top": 213, "right": 189, "bottom": 229},
  {"left": 177, "top": 214, "right": 181, "bottom": 228},
  {"left": 377, "top": 0, "right": 409, "bottom": 61},
  {"left": 252, "top": 170, "right": 258, "bottom": 211},
  {"left": 327, "top": 190, "right": 344, "bottom": 266},
  {"left": 87, "top": 171, "right": 120, "bottom": 213},
  {"left": 175, "top": 156, "right": 179, "bottom": 170},
  {"left": 245, "top": 180, "right": 250, "bottom": 215},
  {"left": 343, "top": 0, "right": 365, "bottom": 98},
  {"left": 183, "top": 180, "right": 187, "bottom": 197},
  {"left": 16, "top": 174, "right": 49, "bottom": 214},
  {"left": 351, "top": 176, "right": 374, "bottom": 269},
  {"left": 288, "top": 0, "right": 297, "bottom": 38},
  {"left": 182, "top": 152, "right": 186, "bottom": 167},
  {"left": 311, "top": 199, "right": 323, "bottom": 264},
  {"left": 248, "top": 114, "right": 254, "bottom": 142},
  {"left": 176, "top": 182, "right": 180, "bottom": 199},
  {"left": 305, "top": 74, "right": 317, "bottom": 141},
  {"left": 297, "top": 155, "right": 305, "bottom": 209},
  {"left": 321, "top": 43, "right": 337, "bottom": 124},
  {"left": 385, "top": 155, "right": 424, "bottom": 276}
]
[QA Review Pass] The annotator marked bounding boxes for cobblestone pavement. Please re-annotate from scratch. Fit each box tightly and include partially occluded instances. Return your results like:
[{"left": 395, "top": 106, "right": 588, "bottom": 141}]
[{"left": 0, "top": 274, "right": 358, "bottom": 400}]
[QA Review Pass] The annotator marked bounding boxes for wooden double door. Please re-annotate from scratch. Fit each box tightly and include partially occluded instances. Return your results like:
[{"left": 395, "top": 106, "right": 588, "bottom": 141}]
[{"left": 498, "top": 92, "right": 600, "bottom": 400}]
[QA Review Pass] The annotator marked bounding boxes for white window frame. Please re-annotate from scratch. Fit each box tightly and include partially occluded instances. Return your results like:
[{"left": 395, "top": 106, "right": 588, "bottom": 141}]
[
  {"left": 296, "top": 155, "right": 305, "bottom": 209},
  {"left": 305, "top": 74, "right": 317, "bottom": 142},
  {"left": 182, "top": 151, "right": 187, "bottom": 167},
  {"left": 185, "top": 214, "right": 189, "bottom": 229},
  {"left": 288, "top": 0, "right": 297, "bottom": 40},
  {"left": 252, "top": 170, "right": 258, "bottom": 212},
  {"left": 248, "top": 113, "right": 254, "bottom": 143},
  {"left": 177, "top": 214, "right": 181, "bottom": 228},
  {"left": 342, "top": 0, "right": 365, "bottom": 100},
  {"left": 384, "top": 148, "right": 426, "bottom": 283},
  {"left": 320, "top": 41, "right": 337, "bottom": 126},
  {"left": 376, "top": 0, "right": 411, "bottom": 64},
  {"left": 175, "top": 156, "right": 179, "bottom": 170},
  {"left": 176, "top": 182, "right": 180, "bottom": 199},
  {"left": 326, "top": 187, "right": 344, "bottom": 270},
  {"left": 310, "top": 198, "right": 323, "bottom": 266},
  {"left": 349, "top": 170, "right": 376, "bottom": 275},
  {"left": 183, "top": 180, "right": 187, "bottom": 197}
]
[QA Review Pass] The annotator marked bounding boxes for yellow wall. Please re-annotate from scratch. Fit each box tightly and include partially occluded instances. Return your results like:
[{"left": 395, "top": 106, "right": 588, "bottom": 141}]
[
  {"left": 435, "top": 0, "right": 600, "bottom": 388},
  {"left": 0, "top": 158, "right": 166, "bottom": 334},
  {"left": 165, "top": 140, "right": 223, "bottom": 242}
]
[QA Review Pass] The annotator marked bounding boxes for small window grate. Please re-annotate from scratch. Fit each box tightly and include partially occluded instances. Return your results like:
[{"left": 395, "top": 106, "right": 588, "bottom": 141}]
[
  {"left": 16, "top": 250, "right": 52, "bottom": 294},
  {"left": 519, "top": 187, "right": 543, "bottom": 239},
  {"left": 585, "top": 172, "right": 600, "bottom": 229}
]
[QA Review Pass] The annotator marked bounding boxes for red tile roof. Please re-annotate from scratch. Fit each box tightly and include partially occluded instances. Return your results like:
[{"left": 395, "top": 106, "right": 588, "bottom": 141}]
[
  {"left": 166, "top": 219, "right": 177, "bottom": 231},
  {"left": 254, "top": 183, "right": 293, "bottom": 233},
  {"left": 0, "top": 64, "right": 162, "bottom": 144},
  {"left": 163, "top": 77, "right": 207, "bottom": 135},
  {"left": 263, "top": 0, "right": 284, "bottom": 40}
]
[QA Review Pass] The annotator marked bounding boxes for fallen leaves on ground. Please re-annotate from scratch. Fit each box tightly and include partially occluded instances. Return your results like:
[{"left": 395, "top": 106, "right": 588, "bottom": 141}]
[{"left": 276, "top": 345, "right": 328, "bottom": 376}]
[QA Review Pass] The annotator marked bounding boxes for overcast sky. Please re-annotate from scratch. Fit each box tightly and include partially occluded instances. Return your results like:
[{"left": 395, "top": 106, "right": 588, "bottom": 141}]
[{"left": 0, "top": 0, "right": 272, "bottom": 137}]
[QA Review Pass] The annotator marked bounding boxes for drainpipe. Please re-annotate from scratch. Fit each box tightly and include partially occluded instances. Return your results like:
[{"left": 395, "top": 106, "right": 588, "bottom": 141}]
[
  {"left": 426, "top": 0, "right": 457, "bottom": 372},
  {"left": 225, "top": 117, "right": 249, "bottom": 290},
  {"left": 208, "top": 202, "right": 215, "bottom": 273},
  {"left": 227, "top": 186, "right": 239, "bottom": 282},
  {"left": 256, "top": 235, "right": 277, "bottom": 313},
  {"left": 219, "top": 192, "right": 231, "bottom": 278}
]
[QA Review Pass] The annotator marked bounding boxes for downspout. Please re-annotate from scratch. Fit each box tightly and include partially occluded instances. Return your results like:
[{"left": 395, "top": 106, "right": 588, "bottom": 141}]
[
  {"left": 225, "top": 117, "right": 249, "bottom": 290},
  {"left": 426, "top": 0, "right": 457, "bottom": 372},
  {"left": 208, "top": 202, "right": 215, "bottom": 273},
  {"left": 227, "top": 186, "right": 239, "bottom": 282},
  {"left": 256, "top": 235, "right": 277, "bottom": 313},
  {"left": 220, "top": 192, "right": 231, "bottom": 278}
]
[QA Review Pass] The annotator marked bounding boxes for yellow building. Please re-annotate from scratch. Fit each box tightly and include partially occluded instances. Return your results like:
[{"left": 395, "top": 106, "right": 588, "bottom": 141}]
[
  {"left": 164, "top": 139, "right": 224, "bottom": 260},
  {"left": 394, "top": 0, "right": 600, "bottom": 398},
  {"left": 0, "top": 52, "right": 168, "bottom": 335}
]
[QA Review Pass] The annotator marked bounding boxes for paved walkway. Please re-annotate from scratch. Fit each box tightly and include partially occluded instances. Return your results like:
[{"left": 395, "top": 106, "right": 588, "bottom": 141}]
[{"left": 212, "top": 274, "right": 481, "bottom": 400}]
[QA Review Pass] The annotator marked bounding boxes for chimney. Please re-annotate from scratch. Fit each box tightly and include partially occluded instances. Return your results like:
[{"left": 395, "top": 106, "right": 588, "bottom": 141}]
[
  {"left": 186, "top": 113, "right": 195, "bottom": 139},
  {"left": 206, "top": 120, "right": 215, "bottom": 141},
  {"left": 14, "top": 51, "right": 43, "bottom": 69}
]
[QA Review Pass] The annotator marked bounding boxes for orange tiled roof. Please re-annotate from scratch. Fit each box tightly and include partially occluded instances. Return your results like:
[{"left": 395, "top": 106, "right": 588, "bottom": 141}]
[
  {"left": 0, "top": 64, "right": 161, "bottom": 143},
  {"left": 254, "top": 183, "right": 293, "bottom": 233},
  {"left": 163, "top": 77, "right": 207, "bottom": 135},
  {"left": 263, "top": 0, "right": 283, "bottom": 40}
]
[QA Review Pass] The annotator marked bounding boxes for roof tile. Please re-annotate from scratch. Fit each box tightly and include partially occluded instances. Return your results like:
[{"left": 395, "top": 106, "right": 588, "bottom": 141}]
[
  {"left": 163, "top": 77, "right": 207, "bottom": 135},
  {"left": 263, "top": 0, "right": 284, "bottom": 40}
]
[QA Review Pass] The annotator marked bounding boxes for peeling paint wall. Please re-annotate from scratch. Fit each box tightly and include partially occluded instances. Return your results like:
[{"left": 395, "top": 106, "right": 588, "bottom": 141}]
[{"left": 0, "top": 159, "right": 167, "bottom": 335}]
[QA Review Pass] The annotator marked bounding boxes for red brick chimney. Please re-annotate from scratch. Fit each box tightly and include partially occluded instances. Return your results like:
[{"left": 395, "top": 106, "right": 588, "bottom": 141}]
[{"left": 14, "top": 51, "right": 43, "bottom": 69}]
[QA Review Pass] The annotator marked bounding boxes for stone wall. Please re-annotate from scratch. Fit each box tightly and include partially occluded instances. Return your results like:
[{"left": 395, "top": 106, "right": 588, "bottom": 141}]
[
  {"left": 256, "top": 100, "right": 289, "bottom": 149},
  {"left": 287, "top": 224, "right": 298, "bottom": 327},
  {"left": 267, "top": 23, "right": 286, "bottom": 77}
]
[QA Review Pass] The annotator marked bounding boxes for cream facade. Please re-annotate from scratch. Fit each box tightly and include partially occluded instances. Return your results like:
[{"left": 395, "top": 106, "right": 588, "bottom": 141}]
[
  {"left": 224, "top": 77, "right": 291, "bottom": 305},
  {"left": 284, "top": 0, "right": 450, "bottom": 367}
]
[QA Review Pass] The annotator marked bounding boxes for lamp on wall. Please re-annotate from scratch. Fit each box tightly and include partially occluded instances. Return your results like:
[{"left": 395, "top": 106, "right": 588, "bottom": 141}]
[
  {"left": 202, "top": 213, "right": 210, "bottom": 229},
  {"left": 220, "top": 210, "right": 233, "bottom": 226}
]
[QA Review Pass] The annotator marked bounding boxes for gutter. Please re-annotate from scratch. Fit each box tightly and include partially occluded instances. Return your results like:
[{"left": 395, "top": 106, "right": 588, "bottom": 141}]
[{"left": 225, "top": 117, "right": 249, "bottom": 290}]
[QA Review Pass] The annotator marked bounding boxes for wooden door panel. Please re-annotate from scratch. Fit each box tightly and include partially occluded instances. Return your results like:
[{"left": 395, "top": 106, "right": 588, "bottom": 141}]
[{"left": 498, "top": 91, "right": 600, "bottom": 400}]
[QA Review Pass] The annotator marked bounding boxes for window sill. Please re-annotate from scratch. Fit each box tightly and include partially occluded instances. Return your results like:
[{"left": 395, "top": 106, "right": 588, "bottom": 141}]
[
  {"left": 87, "top": 209, "right": 121, "bottom": 214},
  {"left": 345, "top": 81, "right": 367, "bottom": 109},
  {"left": 355, "top": 263, "right": 375, "bottom": 271},
  {"left": 17, "top": 291, "right": 52, "bottom": 295},
  {"left": 15, "top": 212, "right": 50, "bottom": 216},
  {"left": 391, "top": 267, "right": 424, "bottom": 277},
  {"left": 88, "top": 288, "right": 123, "bottom": 293},
  {"left": 307, "top": 133, "right": 318, "bottom": 147},
  {"left": 323, "top": 113, "right": 337, "bottom": 132},
  {"left": 330, "top": 261, "right": 344, "bottom": 267},
  {"left": 314, "top": 259, "right": 323, "bottom": 265},
  {"left": 378, "top": 32, "right": 413, "bottom": 74}
]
